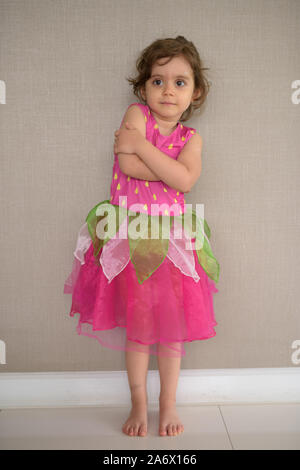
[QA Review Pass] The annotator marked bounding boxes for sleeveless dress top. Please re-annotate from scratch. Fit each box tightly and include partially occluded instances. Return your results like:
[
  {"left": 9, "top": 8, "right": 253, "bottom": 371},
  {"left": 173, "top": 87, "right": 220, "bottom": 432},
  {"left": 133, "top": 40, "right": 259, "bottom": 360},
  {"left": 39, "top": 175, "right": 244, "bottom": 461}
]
[{"left": 109, "top": 102, "right": 197, "bottom": 216}]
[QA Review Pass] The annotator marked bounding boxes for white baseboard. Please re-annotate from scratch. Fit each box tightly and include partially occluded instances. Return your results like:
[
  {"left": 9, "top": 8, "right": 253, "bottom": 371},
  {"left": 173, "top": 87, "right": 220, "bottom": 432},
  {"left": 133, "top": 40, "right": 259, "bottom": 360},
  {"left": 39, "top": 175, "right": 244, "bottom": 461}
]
[{"left": 0, "top": 368, "right": 299, "bottom": 409}]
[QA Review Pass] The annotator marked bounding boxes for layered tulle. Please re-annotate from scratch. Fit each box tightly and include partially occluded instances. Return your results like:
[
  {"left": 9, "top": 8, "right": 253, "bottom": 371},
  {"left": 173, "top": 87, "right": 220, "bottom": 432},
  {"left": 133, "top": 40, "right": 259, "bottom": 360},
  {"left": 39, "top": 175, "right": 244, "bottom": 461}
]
[{"left": 64, "top": 201, "right": 220, "bottom": 357}]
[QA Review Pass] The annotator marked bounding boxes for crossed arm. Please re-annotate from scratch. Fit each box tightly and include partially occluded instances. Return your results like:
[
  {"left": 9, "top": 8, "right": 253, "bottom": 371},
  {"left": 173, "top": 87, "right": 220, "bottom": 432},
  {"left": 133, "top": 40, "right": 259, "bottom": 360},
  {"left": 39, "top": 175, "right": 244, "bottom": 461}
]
[
  {"left": 118, "top": 151, "right": 161, "bottom": 182},
  {"left": 115, "top": 123, "right": 202, "bottom": 193},
  {"left": 118, "top": 139, "right": 191, "bottom": 193}
]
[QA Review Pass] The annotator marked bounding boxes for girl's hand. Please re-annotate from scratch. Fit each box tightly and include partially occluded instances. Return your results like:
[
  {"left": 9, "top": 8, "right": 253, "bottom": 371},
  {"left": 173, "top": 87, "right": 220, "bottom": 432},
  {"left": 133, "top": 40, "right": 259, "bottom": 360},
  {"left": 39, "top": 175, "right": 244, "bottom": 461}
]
[{"left": 113, "top": 122, "right": 143, "bottom": 155}]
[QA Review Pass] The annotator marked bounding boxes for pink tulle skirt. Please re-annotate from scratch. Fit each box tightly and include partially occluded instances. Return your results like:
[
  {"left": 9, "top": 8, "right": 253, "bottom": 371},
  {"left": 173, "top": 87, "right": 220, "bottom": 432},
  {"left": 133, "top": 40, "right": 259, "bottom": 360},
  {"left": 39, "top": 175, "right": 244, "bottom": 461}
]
[{"left": 64, "top": 234, "right": 219, "bottom": 358}]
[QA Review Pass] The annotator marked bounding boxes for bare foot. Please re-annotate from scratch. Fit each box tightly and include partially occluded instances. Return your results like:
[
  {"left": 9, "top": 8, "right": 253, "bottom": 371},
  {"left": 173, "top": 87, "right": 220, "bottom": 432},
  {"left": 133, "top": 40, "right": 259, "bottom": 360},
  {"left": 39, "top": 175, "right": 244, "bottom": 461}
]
[
  {"left": 122, "top": 402, "right": 148, "bottom": 437},
  {"left": 159, "top": 399, "right": 184, "bottom": 436}
]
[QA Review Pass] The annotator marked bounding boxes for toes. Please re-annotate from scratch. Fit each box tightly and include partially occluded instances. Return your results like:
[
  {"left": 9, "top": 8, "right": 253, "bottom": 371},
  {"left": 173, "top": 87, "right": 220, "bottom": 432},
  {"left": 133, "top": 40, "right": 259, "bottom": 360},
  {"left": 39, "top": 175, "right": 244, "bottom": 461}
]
[
  {"left": 133, "top": 425, "right": 139, "bottom": 436},
  {"left": 139, "top": 425, "right": 147, "bottom": 436},
  {"left": 167, "top": 424, "right": 173, "bottom": 436},
  {"left": 124, "top": 423, "right": 147, "bottom": 437},
  {"left": 168, "top": 424, "right": 180, "bottom": 435},
  {"left": 159, "top": 422, "right": 184, "bottom": 436}
]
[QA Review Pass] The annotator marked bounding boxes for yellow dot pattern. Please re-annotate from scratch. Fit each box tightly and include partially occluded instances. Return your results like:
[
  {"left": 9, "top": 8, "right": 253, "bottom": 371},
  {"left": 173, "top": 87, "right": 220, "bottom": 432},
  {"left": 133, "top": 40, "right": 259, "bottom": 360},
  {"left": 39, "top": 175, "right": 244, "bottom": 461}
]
[{"left": 110, "top": 105, "right": 195, "bottom": 213}]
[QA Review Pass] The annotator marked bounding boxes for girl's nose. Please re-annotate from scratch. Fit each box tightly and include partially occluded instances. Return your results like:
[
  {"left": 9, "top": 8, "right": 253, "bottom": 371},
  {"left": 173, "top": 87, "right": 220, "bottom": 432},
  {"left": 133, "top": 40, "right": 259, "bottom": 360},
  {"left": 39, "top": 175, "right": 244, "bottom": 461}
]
[{"left": 163, "top": 82, "right": 175, "bottom": 94}]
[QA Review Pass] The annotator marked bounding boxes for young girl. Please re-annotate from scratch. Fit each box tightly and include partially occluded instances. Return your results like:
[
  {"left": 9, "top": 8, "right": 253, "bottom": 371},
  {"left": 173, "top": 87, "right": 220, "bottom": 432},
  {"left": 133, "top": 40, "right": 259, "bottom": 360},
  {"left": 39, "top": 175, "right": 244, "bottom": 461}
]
[{"left": 64, "top": 36, "right": 220, "bottom": 438}]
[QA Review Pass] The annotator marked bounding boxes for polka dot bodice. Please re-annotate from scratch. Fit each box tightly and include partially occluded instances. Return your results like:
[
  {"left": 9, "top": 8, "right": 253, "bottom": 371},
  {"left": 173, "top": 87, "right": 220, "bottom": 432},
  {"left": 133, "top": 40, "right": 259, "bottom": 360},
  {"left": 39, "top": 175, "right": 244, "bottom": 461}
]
[{"left": 109, "top": 102, "right": 196, "bottom": 216}]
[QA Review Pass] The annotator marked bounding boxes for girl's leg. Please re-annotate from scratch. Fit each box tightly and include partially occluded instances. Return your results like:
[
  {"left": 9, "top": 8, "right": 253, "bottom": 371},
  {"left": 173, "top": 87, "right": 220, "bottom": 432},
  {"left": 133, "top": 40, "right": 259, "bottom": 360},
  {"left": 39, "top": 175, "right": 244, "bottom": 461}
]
[
  {"left": 157, "top": 342, "right": 184, "bottom": 436},
  {"left": 122, "top": 338, "right": 150, "bottom": 437}
]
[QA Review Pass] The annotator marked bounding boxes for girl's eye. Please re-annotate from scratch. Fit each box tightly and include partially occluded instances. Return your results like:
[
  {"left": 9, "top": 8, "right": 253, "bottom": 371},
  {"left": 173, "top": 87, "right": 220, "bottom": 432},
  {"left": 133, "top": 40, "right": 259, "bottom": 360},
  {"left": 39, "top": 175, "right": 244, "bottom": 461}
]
[{"left": 152, "top": 79, "right": 185, "bottom": 87}]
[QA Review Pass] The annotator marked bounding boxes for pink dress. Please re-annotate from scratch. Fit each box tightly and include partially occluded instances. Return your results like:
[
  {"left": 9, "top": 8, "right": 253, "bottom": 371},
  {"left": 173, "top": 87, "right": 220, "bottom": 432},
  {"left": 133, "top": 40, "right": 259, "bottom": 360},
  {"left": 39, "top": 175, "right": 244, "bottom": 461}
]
[{"left": 63, "top": 102, "right": 220, "bottom": 357}]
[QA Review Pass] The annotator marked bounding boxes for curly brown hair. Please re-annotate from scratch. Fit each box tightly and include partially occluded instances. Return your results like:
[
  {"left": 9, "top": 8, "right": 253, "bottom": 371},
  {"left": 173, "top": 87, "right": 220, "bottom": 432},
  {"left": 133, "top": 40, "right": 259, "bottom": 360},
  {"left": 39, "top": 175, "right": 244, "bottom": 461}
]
[{"left": 126, "top": 36, "right": 211, "bottom": 122}]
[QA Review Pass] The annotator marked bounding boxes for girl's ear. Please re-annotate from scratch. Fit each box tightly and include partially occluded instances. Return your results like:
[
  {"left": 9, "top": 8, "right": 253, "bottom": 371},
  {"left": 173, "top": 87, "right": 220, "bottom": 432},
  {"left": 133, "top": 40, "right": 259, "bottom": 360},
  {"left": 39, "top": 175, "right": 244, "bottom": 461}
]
[
  {"left": 140, "top": 85, "right": 146, "bottom": 101},
  {"left": 192, "top": 88, "right": 201, "bottom": 101}
]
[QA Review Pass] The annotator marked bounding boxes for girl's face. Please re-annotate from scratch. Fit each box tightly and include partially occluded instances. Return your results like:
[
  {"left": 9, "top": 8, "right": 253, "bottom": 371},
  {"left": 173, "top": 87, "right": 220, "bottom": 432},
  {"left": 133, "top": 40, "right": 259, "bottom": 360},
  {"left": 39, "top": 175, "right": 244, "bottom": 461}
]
[{"left": 141, "top": 54, "right": 200, "bottom": 122}]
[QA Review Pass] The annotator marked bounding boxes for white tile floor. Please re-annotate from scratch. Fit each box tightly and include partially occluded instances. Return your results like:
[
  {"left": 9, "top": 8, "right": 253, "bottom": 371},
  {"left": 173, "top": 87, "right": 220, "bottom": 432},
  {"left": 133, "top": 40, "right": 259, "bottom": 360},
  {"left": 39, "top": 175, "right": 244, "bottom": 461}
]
[{"left": 0, "top": 403, "right": 299, "bottom": 450}]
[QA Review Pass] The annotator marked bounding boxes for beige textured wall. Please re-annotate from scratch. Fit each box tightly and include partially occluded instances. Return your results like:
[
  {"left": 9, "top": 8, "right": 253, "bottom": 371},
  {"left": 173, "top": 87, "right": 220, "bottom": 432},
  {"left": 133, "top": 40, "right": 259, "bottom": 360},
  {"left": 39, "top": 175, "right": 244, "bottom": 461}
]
[{"left": 0, "top": 0, "right": 299, "bottom": 372}]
